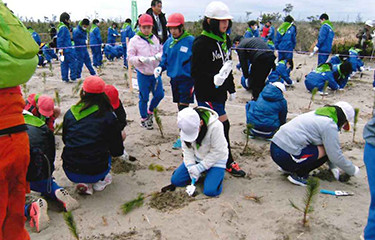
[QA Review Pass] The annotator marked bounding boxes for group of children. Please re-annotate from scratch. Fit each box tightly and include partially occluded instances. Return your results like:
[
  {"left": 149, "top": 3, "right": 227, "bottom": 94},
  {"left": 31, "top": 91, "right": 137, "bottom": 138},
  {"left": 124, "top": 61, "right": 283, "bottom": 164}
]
[{"left": 2, "top": 1, "right": 375, "bottom": 239}]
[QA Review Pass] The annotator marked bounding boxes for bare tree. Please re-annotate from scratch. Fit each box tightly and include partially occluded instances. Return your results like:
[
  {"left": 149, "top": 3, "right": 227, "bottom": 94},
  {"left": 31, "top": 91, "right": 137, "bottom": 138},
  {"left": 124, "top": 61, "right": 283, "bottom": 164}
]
[{"left": 283, "top": 3, "right": 293, "bottom": 16}]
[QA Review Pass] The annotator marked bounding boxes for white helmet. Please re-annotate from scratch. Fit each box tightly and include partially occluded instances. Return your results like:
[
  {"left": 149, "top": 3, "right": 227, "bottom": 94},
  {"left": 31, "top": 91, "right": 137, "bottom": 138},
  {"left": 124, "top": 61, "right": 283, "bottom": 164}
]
[
  {"left": 272, "top": 82, "right": 286, "bottom": 93},
  {"left": 365, "top": 20, "right": 373, "bottom": 27},
  {"left": 334, "top": 101, "right": 355, "bottom": 125},
  {"left": 204, "top": 1, "right": 233, "bottom": 20}
]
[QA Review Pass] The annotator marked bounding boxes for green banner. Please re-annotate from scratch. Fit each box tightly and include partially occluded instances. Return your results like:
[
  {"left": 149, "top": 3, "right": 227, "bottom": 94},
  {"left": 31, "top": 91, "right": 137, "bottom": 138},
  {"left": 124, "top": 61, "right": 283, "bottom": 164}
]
[{"left": 131, "top": 0, "right": 138, "bottom": 29}]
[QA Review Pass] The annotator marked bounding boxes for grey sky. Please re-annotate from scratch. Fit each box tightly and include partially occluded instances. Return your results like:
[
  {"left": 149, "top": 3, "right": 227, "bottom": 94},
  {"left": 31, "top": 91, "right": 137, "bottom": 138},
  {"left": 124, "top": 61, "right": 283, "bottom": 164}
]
[{"left": 8, "top": 0, "right": 375, "bottom": 23}]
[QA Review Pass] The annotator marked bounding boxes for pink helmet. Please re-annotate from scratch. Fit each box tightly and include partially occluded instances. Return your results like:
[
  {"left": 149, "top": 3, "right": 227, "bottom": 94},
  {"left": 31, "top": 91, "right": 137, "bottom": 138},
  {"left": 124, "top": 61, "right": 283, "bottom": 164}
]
[
  {"left": 166, "top": 13, "right": 185, "bottom": 27},
  {"left": 139, "top": 14, "right": 153, "bottom": 26}
]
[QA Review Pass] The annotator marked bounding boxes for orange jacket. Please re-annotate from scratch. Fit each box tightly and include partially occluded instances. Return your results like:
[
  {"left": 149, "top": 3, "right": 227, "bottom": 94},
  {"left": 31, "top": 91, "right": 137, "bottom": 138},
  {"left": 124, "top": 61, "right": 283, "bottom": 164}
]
[{"left": 0, "top": 86, "right": 26, "bottom": 131}]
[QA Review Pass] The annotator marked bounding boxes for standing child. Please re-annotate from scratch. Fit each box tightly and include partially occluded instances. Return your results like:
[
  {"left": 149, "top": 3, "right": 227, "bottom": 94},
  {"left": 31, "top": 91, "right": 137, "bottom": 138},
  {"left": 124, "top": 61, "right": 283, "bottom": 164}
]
[
  {"left": 154, "top": 13, "right": 195, "bottom": 148},
  {"left": 121, "top": 19, "right": 135, "bottom": 68},
  {"left": 127, "top": 14, "right": 164, "bottom": 130},
  {"left": 90, "top": 19, "right": 103, "bottom": 68},
  {"left": 107, "top": 22, "right": 119, "bottom": 46},
  {"left": 275, "top": 15, "right": 296, "bottom": 61},
  {"left": 244, "top": 20, "right": 259, "bottom": 38},
  {"left": 311, "top": 14, "right": 334, "bottom": 65}
]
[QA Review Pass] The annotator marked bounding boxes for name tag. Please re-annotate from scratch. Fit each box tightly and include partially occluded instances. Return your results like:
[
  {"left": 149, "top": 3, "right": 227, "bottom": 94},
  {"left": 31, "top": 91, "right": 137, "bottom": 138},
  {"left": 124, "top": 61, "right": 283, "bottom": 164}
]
[{"left": 180, "top": 46, "right": 188, "bottom": 53}]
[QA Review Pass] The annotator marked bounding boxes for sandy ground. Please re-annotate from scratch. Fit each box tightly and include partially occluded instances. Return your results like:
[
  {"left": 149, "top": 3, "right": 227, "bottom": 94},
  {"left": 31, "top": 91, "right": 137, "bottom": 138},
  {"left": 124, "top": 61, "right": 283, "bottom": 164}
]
[{"left": 25, "top": 52, "right": 375, "bottom": 240}]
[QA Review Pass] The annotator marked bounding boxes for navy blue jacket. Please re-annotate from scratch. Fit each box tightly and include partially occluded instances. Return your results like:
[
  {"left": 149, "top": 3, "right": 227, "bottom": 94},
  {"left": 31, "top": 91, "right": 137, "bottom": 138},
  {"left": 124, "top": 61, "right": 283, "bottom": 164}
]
[
  {"left": 246, "top": 84, "right": 287, "bottom": 131},
  {"left": 73, "top": 25, "right": 88, "bottom": 53},
  {"left": 160, "top": 33, "right": 195, "bottom": 79},
  {"left": 267, "top": 60, "right": 292, "bottom": 84},
  {"left": 62, "top": 105, "right": 124, "bottom": 175},
  {"left": 121, "top": 24, "right": 135, "bottom": 45}
]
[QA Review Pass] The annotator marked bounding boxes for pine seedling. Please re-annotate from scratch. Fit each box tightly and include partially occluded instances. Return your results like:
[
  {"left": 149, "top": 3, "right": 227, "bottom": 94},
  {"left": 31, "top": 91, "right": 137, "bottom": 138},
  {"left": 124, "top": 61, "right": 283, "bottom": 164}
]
[
  {"left": 63, "top": 211, "right": 79, "bottom": 240},
  {"left": 308, "top": 87, "right": 318, "bottom": 109},
  {"left": 54, "top": 90, "right": 61, "bottom": 107},
  {"left": 352, "top": 108, "right": 360, "bottom": 142},
  {"left": 49, "top": 62, "right": 53, "bottom": 74},
  {"left": 42, "top": 72, "right": 47, "bottom": 86},
  {"left": 122, "top": 193, "right": 146, "bottom": 215},
  {"left": 153, "top": 108, "right": 164, "bottom": 138},
  {"left": 124, "top": 72, "right": 128, "bottom": 81},
  {"left": 72, "top": 79, "right": 83, "bottom": 96},
  {"left": 242, "top": 123, "right": 254, "bottom": 155},
  {"left": 54, "top": 122, "right": 63, "bottom": 135},
  {"left": 321, "top": 81, "right": 329, "bottom": 99},
  {"left": 148, "top": 163, "right": 164, "bottom": 172},
  {"left": 289, "top": 177, "right": 320, "bottom": 227}
]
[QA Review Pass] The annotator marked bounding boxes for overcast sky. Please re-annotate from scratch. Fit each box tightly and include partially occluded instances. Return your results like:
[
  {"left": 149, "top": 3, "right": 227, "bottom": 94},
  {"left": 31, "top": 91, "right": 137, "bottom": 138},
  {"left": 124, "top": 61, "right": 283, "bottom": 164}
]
[{"left": 8, "top": 0, "right": 375, "bottom": 23}]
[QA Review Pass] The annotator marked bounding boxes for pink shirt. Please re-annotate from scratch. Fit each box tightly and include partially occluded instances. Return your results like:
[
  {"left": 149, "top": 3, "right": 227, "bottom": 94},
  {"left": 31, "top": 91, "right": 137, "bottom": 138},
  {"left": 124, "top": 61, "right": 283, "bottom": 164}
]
[{"left": 127, "top": 35, "right": 163, "bottom": 75}]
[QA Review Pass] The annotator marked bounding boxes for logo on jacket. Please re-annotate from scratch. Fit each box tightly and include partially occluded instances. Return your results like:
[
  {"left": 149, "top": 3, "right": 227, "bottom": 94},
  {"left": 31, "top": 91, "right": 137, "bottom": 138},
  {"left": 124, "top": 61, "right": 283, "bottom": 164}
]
[{"left": 212, "top": 50, "right": 222, "bottom": 61}]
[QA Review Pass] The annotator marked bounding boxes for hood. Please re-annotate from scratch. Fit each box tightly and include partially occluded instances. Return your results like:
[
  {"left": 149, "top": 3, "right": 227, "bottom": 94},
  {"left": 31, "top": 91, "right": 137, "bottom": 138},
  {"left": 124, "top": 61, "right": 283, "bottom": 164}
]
[
  {"left": 196, "top": 106, "right": 219, "bottom": 126},
  {"left": 260, "top": 84, "right": 284, "bottom": 102}
]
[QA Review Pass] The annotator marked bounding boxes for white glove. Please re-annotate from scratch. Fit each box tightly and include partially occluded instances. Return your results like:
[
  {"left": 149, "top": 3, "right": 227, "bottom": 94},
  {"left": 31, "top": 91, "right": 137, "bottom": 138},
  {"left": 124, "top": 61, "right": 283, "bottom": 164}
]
[
  {"left": 244, "top": 78, "right": 249, "bottom": 88},
  {"left": 229, "top": 92, "right": 236, "bottom": 101},
  {"left": 338, "top": 88, "right": 345, "bottom": 92},
  {"left": 219, "top": 60, "right": 233, "bottom": 79},
  {"left": 330, "top": 168, "right": 340, "bottom": 181},
  {"left": 214, "top": 74, "right": 226, "bottom": 87},
  {"left": 154, "top": 52, "right": 162, "bottom": 61},
  {"left": 353, "top": 165, "right": 360, "bottom": 177},
  {"left": 186, "top": 183, "right": 196, "bottom": 196},
  {"left": 154, "top": 67, "right": 162, "bottom": 78},
  {"left": 373, "top": 87, "right": 375, "bottom": 91},
  {"left": 101, "top": 43, "right": 105, "bottom": 48},
  {"left": 360, "top": 66, "right": 365, "bottom": 72},
  {"left": 139, "top": 56, "right": 152, "bottom": 63},
  {"left": 313, "top": 46, "right": 319, "bottom": 53},
  {"left": 188, "top": 163, "right": 205, "bottom": 181},
  {"left": 285, "top": 80, "right": 295, "bottom": 87}
]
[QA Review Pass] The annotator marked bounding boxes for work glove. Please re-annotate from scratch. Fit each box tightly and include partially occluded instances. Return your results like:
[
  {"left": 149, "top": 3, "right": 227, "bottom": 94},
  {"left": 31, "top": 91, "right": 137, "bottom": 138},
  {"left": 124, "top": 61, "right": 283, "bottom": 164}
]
[
  {"left": 353, "top": 165, "right": 360, "bottom": 177},
  {"left": 154, "top": 52, "right": 162, "bottom": 61},
  {"left": 154, "top": 67, "right": 162, "bottom": 78},
  {"left": 139, "top": 56, "right": 153, "bottom": 63},
  {"left": 214, "top": 74, "right": 226, "bottom": 87},
  {"left": 228, "top": 92, "right": 236, "bottom": 101},
  {"left": 58, "top": 50, "right": 64, "bottom": 62},
  {"left": 219, "top": 60, "right": 233, "bottom": 79},
  {"left": 360, "top": 66, "right": 365, "bottom": 72},
  {"left": 313, "top": 46, "right": 319, "bottom": 53},
  {"left": 188, "top": 163, "right": 205, "bottom": 181},
  {"left": 330, "top": 168, "right": 340, "bottom": 181}
]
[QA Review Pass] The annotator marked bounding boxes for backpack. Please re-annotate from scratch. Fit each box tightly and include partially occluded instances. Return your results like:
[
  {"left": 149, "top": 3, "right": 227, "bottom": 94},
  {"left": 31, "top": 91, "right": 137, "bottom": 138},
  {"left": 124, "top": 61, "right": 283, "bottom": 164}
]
[{"left": 0, "top": 1, "right": 39, "bottom": 88}]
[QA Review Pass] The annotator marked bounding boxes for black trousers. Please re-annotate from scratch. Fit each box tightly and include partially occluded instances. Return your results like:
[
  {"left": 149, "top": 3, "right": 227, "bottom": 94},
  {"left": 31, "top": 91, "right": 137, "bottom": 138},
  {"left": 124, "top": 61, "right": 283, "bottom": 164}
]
[{"left": 249, "top": 53, "right": 276, "bottom": 100}]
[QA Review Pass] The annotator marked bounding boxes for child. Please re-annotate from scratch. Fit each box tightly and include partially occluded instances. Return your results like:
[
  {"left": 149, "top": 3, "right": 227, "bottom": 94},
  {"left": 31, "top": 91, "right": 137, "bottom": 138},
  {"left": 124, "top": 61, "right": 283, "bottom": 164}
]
[
  {"left": 127, "top": 14, "right": 164, "bottom": 130},
  {"left": 154, "top": 13, "right": 195, "bottom": 149},
  {"left": 107, "top": 22, "right": 119, "bottom": 46},
  {"left": 271, "top": 102, "right": 360, "bottom": 186},
  {"left": 348, "top": 46, "right": 365, "bottom": 74},
  {"left": 62, "top": 76, "right": 124, "bottom": 195},
  {"left": 90, "top": 19, "right": 103, "bottom": 68},
  {"left": 171, "top": 107, "right": 228, "bottom": 196},
  {"left": 121, "top": 19, "right": 135, "bottom": 68},
  {"left": 24, "top": 111, "right": 79, "bottom": 232},
  {"left": 312, "top": 14, "right": 334, "bottom": 65},
  {"left": 245, "top": 82, "right": 287, "bottom": 139},
  {"left": 275, "top": 15, "right": 296, "bottom": 61},
  {"left": 244, "top": 20, "right": 259, "bottom": 38},
  {"left": 266, "top": 59, "right": 294, "bottom": 86}
]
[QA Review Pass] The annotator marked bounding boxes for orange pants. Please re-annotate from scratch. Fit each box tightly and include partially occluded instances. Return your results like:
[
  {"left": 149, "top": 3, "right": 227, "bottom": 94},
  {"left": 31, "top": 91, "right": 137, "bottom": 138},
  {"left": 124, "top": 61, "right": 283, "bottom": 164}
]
[{"left": 0, "top": 132, "right": 30, "bottom": 240}]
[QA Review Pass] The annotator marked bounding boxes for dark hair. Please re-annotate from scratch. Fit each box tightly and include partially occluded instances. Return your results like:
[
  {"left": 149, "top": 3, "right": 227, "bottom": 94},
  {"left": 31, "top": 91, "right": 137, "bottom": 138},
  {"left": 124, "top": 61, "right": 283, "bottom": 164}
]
[
  {"left": 284, "top": 15, "right": 294, "bottom": 23},
  {"left": 78, "top": 90, "right": 113, "bottom": 116},
  {"left": 267, "top": 20, "right": 272, "bottom": 24},
  {"left": 93, "top": 19, "right": 99, "bottom": 24},
  {"left": 60, "top": 12, "right": 70, "bottom": 23},
  {"left": 125, "top": 18, "right": 132, "bottom": 24},
  {"left": 320, "top": 13, "right": 329, "bottom": 20},
  {"left": 112, "top": 22, "right": 118, "bottom": 28},
  {"left": 151, "top": 0, "right": 162, "bottom": 7},
  {"left": 233, "top": 35, "right": 243, "bottom": 43},
  {"left": 247, "top": 20, "right": 257, "bottom": 27},
  {"left": 202, "top": 17, "right": 232, "bottom": 36},
  {"left": 326, "top": 105, "right": 347, "bottom": 129},
  {"left": 27, "top": 26, "right": 32, "bottom": 30},
  {"left": 286, "top": 59, "right": 294, "bottom": 71},
  {"left": 81, "top": 18, "right": 90, "bottom": 26},
  {"left": 340, "top": 60, "right": 353, "bottom": 76}
]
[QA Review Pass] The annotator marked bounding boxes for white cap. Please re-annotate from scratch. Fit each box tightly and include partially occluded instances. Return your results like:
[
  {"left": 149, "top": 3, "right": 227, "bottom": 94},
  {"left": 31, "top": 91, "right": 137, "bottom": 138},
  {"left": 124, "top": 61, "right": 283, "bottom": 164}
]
[
  {"left": 177, "top": 108, "right": 201, "bottom": 142},
  {"left": 204, "top": 1, "right": 233, "bottom": 20},
  {"left": 272, "top": 82, "right": 286, "bottom": 93},
  {"left": 365, "top": 20, "right": 373, "bottom": 27},
  {"left": 334, "top": 101, "right": 355, "bottom": 129}
]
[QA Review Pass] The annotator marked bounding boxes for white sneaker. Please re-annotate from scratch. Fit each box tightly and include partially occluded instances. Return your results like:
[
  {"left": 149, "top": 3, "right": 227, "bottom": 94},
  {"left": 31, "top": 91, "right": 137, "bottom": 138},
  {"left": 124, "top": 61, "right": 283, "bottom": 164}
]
[
  {"left": 76, "top": 183, "right": 94, "bottom": 195},
  {"left": 93, "top": 173, "right": 113, "bottom": 192},
  {"left": 123, "top": 149, "right": 130, "bottom": 160},
  {"left": 29, "top": 198, "right": 50, "bottom": 232},
  {"left": 55, "top": 188, "right": 80, "bottom": 212}
]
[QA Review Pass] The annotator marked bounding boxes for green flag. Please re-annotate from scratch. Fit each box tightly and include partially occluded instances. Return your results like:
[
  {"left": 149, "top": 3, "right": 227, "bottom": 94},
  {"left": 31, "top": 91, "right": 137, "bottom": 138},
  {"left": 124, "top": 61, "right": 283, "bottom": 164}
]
[{"left": 131, "top": 0, "right": 138, "bottom": 29}]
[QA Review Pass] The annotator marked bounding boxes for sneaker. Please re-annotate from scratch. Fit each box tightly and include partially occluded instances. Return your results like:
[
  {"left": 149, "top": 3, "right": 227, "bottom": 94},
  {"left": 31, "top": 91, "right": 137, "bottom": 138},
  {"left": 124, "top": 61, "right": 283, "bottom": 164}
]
[
  {"left": 76, "top": 183, "right": 93, "bottom": 195},
  {"left": 93, "top": 173, "right": 113, "bottom": 192},
  {"left": 287, "top": 174, "right": 308, "bottom": 187},
  {"left": 172, "top": 138, "right": 182, "bottom": 149},
  {"left": 277, "top": 166, "right": 293, "bottom": 175},
  {"left": 242, "top": 129, "right": 255, "bottom": 139},
  {"left": 141, "top": 119, "right": 153, "bottom": 130},
  {"left": 55, "top": 188, "right": 80, "bottom": 212},
  {"left": 147, "top": 113, "right": 154, "bottom": 124},
  {"left": 226, "top": 162, "right": 246, "bottom": 177},
  {"left": 29, "top": 198, "right": 50, "bottom": 232}
]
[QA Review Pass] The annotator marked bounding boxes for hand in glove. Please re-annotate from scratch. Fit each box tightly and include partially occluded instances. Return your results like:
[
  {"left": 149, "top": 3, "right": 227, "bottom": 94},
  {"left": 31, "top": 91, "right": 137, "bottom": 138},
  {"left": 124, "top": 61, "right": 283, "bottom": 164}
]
[
  {"left": 139, "top": 56, "right": 152, "bottom": 63},
  {"left": 154, "top": 67, "right": 162, "bottom": 78},
  {"left": 360, "top": 66, "right": 365, "bottom": 72},
  {"left": 154, "top": 52, "right": 162, "bottom": 61},
  {"left": 330, "top": 168, "right": 340, "bottom": 181},
  {"left": 353, "top": 165, "right": 360, "bottom": 177},
  {"left": 219, "top": 60, "right": 233, "bottom": 79},
  {"left": 214, "top": 74, "right": 226, "bottom": 88},
  {"left": 188, "top": 163, "right": 205, "bottom": 181},
  {"left": 313, "top": 46, "right": 319, "bottom": 53},
  {"left": 228, "top": 92, "right": 236, "bottom": 101}
]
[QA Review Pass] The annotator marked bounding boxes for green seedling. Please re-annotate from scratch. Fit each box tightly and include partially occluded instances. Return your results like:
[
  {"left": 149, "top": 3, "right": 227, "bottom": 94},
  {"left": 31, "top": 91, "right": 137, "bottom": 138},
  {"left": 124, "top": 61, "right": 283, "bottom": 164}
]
[
  {"left": 72, "top": 79, "right": 83, "bottom": 96},
  {"left": 289, "top": 177, "right": 320, "bottom": 227},
  {"left": 153, "top": 108, "right": 164, "bottom": 138},
  {"left": 54, "top": 90, "right": 61, "bottom": 107},
  {"left": 308, "top": 87, "right": 318, "bottom": 109},
  {"left": 122, "top": 193, "right": 146, "bottom": 215},
  {"left": 54, "top": 122, "right": 63, "bottom": 135},
  {"left": 49, "top": 62, "right": 53, "bottom": 74},
  {"left": 42, "top": 72, "right": 47, "bottom": 86},
  {"left": 148, "top": 163, "right": 165, "bottom": 172},
  {"left": 63, "top": 211, "right": 79, "bottom": 240},
  {"left": 242, "top": 123, "right": 254, "bottom": 155},
  {"left": 352, "top": 108, "right": 360, "bottom": 142}
]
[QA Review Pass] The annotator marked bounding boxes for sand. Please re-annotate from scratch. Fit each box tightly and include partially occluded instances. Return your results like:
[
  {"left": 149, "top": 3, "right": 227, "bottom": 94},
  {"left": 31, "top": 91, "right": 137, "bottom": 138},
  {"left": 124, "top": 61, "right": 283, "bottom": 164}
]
[{"left": 26, "top": 52, "right": 374, "bottom": 240}]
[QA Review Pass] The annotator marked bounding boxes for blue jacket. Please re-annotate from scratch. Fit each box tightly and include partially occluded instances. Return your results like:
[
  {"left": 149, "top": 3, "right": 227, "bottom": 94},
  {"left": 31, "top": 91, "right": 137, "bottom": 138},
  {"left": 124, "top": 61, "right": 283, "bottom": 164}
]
[
  {"left": 348, "top": 48, "right": 364, "bottom": 72},
  {"left": 304, "top": 64, "right": 339, "bottom": 91},
  {"left": 317, "top": 23, "right": 334, "bottom": 53},
  {"left": 244, "top": 28, "right": 259, "bottom": 38},
  {"left": 104, "top": 44, "right": 123, "bottom": 60},
  {"left": 267, "top": 60, "right": 292, "bottom": 84},
  {"left": 246, "top": 84, "right": 287, "bottom": 131},
  {"left": 107, "top": 27, "right": 119, "bottom": 44},
  {"left": 57, "top": 22, "right": 74, "bottom": 53},
  {"left": 329, "top": 55, "right": 342, "bottom": 65},
  {"left": 62, "top": 104, "right": 124, "bottom": 175},
  {"left": 73, "top": 25, "right": 88, "bottom": 52},
  {"left": 29, "top": 30, "right": 41, "bottom": 46},
  {"left": 275, "top": 24, "right": 296, "bottom": 51},
  {"left": 159, "top": 33, "right": 195, "bottom": 79},
  {"left": 332, "top": 64, "right": 349, "bottom": 89},
  {"left": 89, "top": 24, "right": 102, "bottom": 46},
  {"left": 121, "top": 24, "right": 135, "bottom": 45}
]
